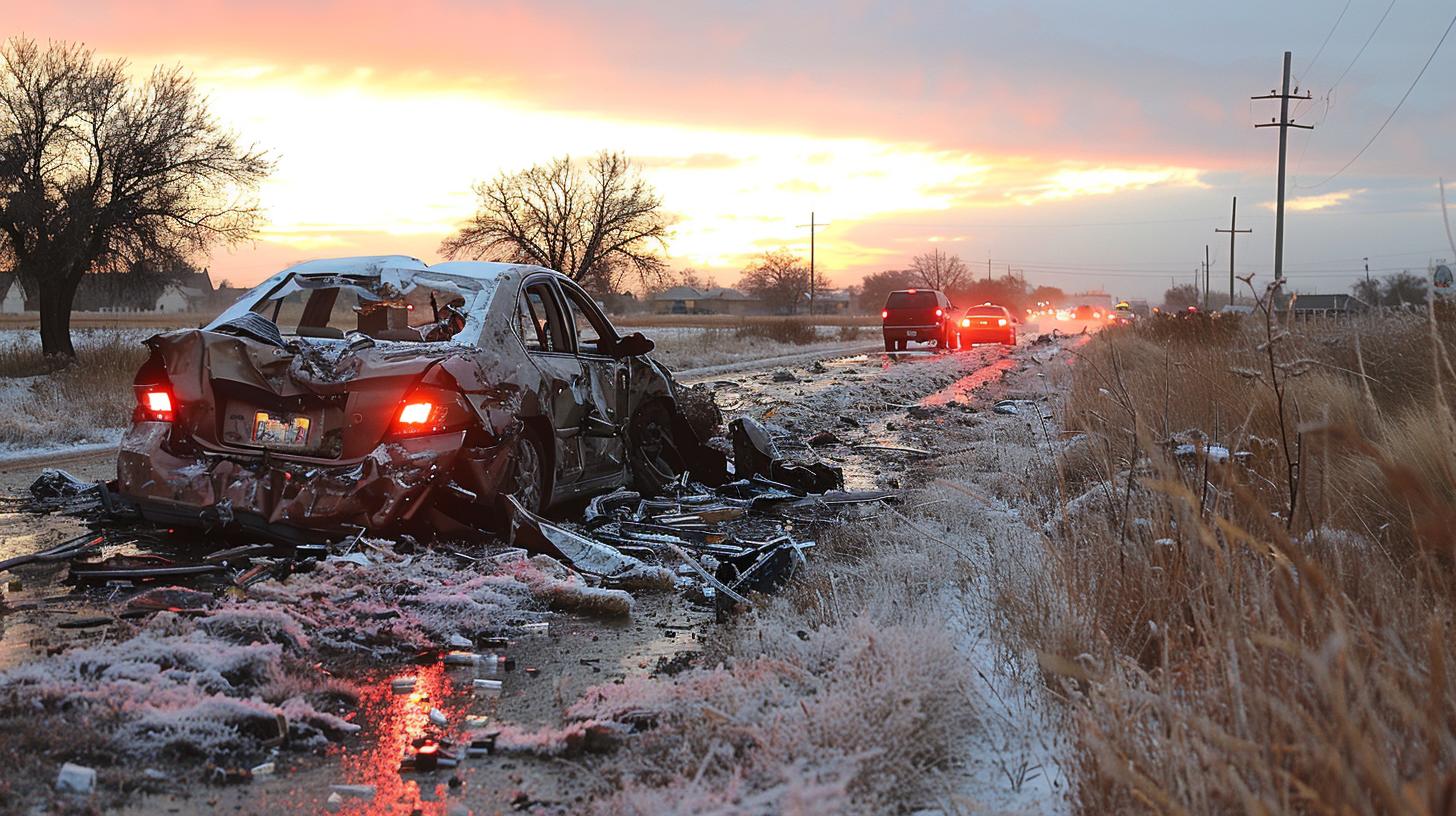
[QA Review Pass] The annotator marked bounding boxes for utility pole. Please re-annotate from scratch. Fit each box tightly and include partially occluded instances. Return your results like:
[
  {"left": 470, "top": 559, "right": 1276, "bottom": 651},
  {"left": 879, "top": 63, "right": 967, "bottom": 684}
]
[
  {"left": 1215, "top": 196, "right": 1252, "bottom": 305},
  {"left": 987, "top": 258, "right": 992, "bottom": 283},
  {"left": 1364, "top": 257, "right": 1370, "bottom": 284},
  {"left": 1252, "top": 51, "right": 1312, "bottom": 300},
  {"left": 1204, "top": 245, "right": 1211, "bottom": 310},
  {"left": 794, "top": 212, "right": 829, "bottom": 315}
]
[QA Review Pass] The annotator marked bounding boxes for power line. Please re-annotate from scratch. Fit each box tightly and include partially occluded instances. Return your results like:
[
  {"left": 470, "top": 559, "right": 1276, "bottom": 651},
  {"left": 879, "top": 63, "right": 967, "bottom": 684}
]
[
  {"left": 1300, "top": 8, "right": 1456, "bottom": 189},
  {"left": 1300, "top": 0, "right": 1352, "bottom": 79},
  {"left": 1328, "top": 0, "right": 1397, "bottom": 94}
]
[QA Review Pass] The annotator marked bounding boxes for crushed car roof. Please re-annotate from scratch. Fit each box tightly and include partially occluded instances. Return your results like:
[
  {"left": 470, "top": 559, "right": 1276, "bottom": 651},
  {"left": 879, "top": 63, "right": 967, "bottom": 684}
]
[{"left": 205, "top": 256, "right": 560, "bottom": 342}]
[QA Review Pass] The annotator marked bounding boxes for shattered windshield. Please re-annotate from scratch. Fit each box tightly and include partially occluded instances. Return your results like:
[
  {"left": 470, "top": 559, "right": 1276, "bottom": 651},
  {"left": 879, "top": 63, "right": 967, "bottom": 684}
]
[{"left": 240, "top": 274, "right": 487, "bottom": 343}]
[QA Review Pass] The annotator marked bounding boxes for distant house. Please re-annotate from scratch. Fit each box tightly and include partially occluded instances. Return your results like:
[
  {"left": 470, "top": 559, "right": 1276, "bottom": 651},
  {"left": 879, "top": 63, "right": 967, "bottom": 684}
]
[
  {"left": 0, "top": 274, "right": 25, "bottom": 314},
  {"left": 803, "top": 289, "right": 851, "bottom": 315},
  {"left": 650, "top": 286, "right": 764, "bottom": 315},
  {"left": 69, "top": 268, "right": 215, "bottom": 313},
  {"left": 1283, "top": 293, "right": 1370, "bottom": 318}
]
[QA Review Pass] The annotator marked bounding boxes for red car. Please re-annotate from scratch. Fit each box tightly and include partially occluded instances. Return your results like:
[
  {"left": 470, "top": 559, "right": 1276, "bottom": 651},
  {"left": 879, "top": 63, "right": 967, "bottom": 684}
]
[
  {"left": 957, "top": 303, "right": 1017, "bottom": 346},
  {"left": 881, "top": 289, "right": 959, "bottom": 352}
]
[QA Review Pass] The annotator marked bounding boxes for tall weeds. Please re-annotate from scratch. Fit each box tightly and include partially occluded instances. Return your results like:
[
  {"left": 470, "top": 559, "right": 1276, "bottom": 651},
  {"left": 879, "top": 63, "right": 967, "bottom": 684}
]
[{"left": 1032, "top": 304, "right": 1456, "bottom": 813}]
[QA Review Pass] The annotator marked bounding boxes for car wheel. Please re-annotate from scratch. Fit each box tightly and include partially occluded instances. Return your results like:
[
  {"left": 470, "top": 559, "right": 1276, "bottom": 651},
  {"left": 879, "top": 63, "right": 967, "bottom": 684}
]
[
  {"left": 628, "top": 400, "right": 681, "bottom": 494},
  {"left": 884, "top": 338, "right": 895, "bottom": 353},
  {"left": 509, "top": 429, "right": 547, "bottom": 514}
]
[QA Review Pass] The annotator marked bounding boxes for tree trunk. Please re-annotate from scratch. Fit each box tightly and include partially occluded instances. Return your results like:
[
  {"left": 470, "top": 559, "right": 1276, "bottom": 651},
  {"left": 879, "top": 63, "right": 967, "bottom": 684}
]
[{"left": 37, "top": 274, "right": 81, "bottom": 360}]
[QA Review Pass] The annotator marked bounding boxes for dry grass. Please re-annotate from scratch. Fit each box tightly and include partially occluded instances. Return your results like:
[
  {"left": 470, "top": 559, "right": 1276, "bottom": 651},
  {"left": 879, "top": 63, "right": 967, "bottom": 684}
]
[
  {"left": 559, "top": 509, "right": 984, "bottom": 814},
  {"left": 1017, "top": 304, "right": 1456, "bottom": 813},
  {"left": 0, "top": 332, "right": 150, "bottom": 448},
  {"left": 733, "top": 319, "right": 821, "bottom": 345}
]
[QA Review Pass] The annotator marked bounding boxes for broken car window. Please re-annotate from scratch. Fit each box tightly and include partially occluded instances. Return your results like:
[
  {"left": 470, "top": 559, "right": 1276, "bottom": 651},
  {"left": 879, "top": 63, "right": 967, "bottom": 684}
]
[
  {"left": 557, "top": 285, "right": 615, "bottom": 355},
  {"left": 250, "top": 278, "right": 471, "bottom": 342},
  {"left": 519, "top": 282, "right": 567, "bottom": 353}
]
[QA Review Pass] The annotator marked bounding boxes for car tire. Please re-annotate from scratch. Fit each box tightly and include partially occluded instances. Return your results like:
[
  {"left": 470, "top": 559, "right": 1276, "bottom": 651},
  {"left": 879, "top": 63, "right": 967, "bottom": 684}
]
[
  {"left": 628, "top": 400, "right": 682, "bottom": 494},
  {"left": 884, "top": 338, "right": 895, "bottom": 353},
  {"left": 509, "top": 429, "right": 548, "bottom": 514}
]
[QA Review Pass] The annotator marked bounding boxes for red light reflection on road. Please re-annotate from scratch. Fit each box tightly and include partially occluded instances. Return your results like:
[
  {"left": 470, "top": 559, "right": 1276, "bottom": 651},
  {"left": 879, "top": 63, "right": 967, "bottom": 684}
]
[
  {"left": 920, "top": 356, "right": 1020, "bottom": 406},
  {"left": 330, "top": 663, "right": 457, "bottom": 815}
]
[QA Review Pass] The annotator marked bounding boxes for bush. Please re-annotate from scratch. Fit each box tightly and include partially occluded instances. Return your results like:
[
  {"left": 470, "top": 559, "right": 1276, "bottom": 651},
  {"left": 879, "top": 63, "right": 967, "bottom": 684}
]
[{"left": 733, "top": 319, "right": 820, "bottom": 345}]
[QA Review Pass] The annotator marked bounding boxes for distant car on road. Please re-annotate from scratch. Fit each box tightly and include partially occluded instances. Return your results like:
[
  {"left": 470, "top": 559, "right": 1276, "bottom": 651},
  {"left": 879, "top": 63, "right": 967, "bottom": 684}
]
[
  {"left": 957, "top": 303, "right": 1017, "bottom": 346},
  {"left": 1110, "top": 302, "right": 1136, "bottom": 324},
  {"left": 1072, "top": 304, "right": 1102, "bottom": 320},
  {"left": 881, "top": 289, "right": 959, "bottom": 352}
]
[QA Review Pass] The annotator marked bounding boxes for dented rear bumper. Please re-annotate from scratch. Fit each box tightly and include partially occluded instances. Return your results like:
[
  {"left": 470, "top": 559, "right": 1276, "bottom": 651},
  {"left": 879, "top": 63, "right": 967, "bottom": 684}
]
[{"left": 117, "top": 421, "right": 506, "bottom": 539}]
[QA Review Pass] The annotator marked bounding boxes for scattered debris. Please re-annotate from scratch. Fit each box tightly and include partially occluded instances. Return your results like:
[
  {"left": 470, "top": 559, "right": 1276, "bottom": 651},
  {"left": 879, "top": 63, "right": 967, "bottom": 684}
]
[
  {"left": 69, "top": 555, "right": 224, "bottom": 585},
  {"left": 730, "top": 417, "right": 843, "bottom": 493},
  {"left": 0, "top": 531, "right": 103, "bottom": 574},
  {"left": 55, "top": 762, "right": 96, "bottom": 795},
  {"left": 1173, "top": 442, "right": 1234, "bottom": 463},
  {"left": 329, "top": 784, "right": 376, "bottom": 800},
  {"left": 508, "top": 495, "right": 674, "bottom": 589},
  {"left": 805, "top": 430, "right": 843, "bottom": 447}
]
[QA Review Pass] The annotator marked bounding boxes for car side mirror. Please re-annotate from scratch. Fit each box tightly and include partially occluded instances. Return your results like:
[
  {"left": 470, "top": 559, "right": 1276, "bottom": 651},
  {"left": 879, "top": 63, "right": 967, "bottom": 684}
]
[{"left": 613, "top": 331, "right": 655, "bottom": 358}]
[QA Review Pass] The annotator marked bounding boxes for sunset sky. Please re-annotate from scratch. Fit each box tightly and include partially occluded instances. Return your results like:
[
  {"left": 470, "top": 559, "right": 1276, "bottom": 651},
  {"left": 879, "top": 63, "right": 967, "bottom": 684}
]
[{"left": 8, "top": 0, "right": 1456, "bottom": 298}]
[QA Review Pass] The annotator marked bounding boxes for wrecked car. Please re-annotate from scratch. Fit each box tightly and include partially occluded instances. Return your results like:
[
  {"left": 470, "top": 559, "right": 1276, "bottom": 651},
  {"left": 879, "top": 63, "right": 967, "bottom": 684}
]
[{"left": 116, "top": 255, "right": 706, "bottom": 541}]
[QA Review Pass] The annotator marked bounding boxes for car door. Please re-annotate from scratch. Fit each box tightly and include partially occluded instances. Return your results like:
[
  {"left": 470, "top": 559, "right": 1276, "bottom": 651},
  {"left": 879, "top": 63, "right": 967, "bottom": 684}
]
[
  {"left": 516, "top": 276, "right": 589, "bottom": 490},
  {"left": 556, "top": 281, "right": 628, "bottom": 483}
]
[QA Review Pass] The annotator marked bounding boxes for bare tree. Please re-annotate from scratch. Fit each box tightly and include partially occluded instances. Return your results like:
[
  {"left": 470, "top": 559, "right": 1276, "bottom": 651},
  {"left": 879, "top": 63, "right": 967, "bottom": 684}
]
[
  {"left": 441, "top": 151, "right": 672, "bottom": 293},
  {"left": 0, "top": 37, "right": 272, "bottom": 358},
  {"left": 857, "top": 268, "right": 916, "bottom": 312},
  {"left": 909, "top": 248, "right": 969, "bottom": 291},
  {"left": 1163, "top": 284, "right": 1200, "bottom": 311},
  {"left": 739, "top": 249, "right": 825, "bottom": 314}
]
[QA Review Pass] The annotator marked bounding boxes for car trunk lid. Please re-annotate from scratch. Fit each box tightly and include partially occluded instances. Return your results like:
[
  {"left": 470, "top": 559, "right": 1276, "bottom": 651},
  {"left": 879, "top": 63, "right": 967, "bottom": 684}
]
[{"left": 150, "top": 328, "right": 465, "bottom": 461}]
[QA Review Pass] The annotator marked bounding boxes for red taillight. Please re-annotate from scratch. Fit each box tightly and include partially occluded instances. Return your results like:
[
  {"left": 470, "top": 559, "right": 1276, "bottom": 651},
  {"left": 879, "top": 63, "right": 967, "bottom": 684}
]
[
  {"left": 881, "top": 309, "right": 889, "bottom": 320},
  {"left": 392, "top": 386, "right": 472, "bottom": 436},
  {"left": 135, "top": 387, "right": 175, "bottom": 422},
  {"left": 397, "top": 401, "right": 435, "bottom": 426},
  {"left": 934, "top": 308, "right": 943, "bottom": 317}
]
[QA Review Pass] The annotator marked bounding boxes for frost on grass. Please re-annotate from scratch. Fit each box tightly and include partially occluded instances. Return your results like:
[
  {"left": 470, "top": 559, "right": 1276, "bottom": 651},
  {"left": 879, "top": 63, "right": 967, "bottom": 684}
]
[
  {"left": 0, "top": 546, "right": 630, "bottom": 761},
  {"left": 0, "top": 613, "right": 354, "bottom": 758},
  {"left": 562, "top": 614, "right": 973, "bottom": 814}
]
